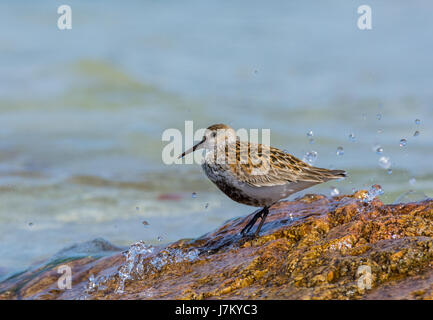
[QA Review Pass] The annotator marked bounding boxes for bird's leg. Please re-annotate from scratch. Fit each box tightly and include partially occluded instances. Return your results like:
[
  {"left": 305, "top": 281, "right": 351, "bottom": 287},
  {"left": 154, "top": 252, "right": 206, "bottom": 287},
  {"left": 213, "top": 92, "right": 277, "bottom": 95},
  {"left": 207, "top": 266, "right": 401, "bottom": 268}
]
[
  {"left": 254, "top": 206, "right": 269, "bottom": 236},
  {"left": 240, "top": 207, "right": 265, "bottom": 235}
]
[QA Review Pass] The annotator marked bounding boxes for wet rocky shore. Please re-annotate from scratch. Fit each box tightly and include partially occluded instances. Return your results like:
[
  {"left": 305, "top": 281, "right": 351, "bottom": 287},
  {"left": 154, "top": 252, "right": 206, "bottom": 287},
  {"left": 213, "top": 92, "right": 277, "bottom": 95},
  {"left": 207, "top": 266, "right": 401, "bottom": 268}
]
[{"left": 1, "top": 190, "right": 432, "bottom": 300}]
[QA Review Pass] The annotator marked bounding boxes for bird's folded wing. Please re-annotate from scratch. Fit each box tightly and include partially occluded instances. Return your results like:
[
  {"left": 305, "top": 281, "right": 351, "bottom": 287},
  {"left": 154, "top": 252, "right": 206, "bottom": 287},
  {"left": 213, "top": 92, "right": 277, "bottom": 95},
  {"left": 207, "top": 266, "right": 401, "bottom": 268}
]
[{"left": 230, "top": 144, "right": 344, "bottom": 187}]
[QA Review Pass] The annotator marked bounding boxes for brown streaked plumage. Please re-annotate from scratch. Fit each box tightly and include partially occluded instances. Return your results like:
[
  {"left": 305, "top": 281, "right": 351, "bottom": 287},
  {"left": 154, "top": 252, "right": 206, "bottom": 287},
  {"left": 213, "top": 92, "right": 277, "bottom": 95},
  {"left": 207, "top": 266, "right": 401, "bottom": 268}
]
[
  {"left": 179, "top": 124, "right": 346, "bottom": 236},
  {"left": 225, "top": 140, "right": 345, "bottom": 187}
]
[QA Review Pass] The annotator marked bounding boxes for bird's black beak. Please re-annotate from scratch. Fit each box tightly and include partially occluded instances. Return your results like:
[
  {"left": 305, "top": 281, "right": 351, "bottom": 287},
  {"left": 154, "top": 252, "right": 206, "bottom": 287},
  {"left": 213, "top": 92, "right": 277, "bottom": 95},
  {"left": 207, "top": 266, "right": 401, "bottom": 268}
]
[{"left": 178, "top": 137, "right": 206, "bottom": 159}]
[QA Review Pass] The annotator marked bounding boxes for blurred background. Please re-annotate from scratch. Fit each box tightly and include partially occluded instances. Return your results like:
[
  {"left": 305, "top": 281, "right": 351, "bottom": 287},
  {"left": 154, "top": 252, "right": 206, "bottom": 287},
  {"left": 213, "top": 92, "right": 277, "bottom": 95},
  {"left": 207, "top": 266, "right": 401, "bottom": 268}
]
[{"left": 0, "top": 0, "right": 432, "bottom": 279}]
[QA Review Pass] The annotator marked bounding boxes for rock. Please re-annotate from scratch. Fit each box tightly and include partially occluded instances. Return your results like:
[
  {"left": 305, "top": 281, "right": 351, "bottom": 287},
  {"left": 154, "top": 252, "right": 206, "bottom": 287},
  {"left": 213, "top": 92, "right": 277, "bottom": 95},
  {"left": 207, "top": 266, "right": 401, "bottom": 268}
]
[
  {"left": 1, "top": 191, "right": 433, "bottom": 300},
  {"left": 53, "top": 238, "right": 124, "bottom": 259}
]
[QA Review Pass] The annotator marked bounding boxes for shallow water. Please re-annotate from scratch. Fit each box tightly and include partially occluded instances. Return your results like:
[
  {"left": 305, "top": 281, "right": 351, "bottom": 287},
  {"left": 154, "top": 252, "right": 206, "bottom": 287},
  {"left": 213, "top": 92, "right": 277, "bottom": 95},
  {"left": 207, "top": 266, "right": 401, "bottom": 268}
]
[{"left": 0, "top": 1, "right": 432, "bottom": 279}]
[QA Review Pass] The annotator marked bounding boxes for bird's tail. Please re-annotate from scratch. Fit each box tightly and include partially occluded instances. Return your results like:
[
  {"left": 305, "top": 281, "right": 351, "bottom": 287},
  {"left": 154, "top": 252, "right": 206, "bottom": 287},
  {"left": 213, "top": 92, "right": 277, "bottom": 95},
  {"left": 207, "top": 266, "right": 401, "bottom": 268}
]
[
  {"left": 330, "top": 169, "right": 347, "bottom": 178},
  {"left": 301, "top": 167, "right": 347, "bottom": 183}
]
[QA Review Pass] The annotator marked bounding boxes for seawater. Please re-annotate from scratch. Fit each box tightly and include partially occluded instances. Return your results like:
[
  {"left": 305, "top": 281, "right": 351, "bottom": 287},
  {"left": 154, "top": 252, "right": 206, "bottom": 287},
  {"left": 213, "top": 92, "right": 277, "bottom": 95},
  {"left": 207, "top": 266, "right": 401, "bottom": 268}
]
[{"left": 0, "top": 0, "right": 432, "bottom": 279}]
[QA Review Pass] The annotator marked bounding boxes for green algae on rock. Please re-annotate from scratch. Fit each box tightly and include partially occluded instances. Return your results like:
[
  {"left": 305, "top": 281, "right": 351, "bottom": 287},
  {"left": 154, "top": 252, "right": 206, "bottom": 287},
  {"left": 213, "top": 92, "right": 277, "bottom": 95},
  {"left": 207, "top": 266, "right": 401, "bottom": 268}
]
[{"left": 1, "top": 190, "right": 433, "bottom": 300}]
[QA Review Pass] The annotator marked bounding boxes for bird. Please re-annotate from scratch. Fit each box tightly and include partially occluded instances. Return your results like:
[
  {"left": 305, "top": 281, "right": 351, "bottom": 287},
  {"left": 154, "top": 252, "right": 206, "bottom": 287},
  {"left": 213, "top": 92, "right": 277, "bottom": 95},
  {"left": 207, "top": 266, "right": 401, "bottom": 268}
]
[{"left": 178, "top": 124, "right": 346, "bottom": 237}]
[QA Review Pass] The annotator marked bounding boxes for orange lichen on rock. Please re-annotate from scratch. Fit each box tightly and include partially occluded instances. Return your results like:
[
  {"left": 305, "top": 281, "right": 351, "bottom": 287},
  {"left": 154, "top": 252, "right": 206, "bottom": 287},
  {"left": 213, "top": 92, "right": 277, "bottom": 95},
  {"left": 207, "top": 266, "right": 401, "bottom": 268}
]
[{"left": 1, "top": 191, "right": 433, "bottom": 300}]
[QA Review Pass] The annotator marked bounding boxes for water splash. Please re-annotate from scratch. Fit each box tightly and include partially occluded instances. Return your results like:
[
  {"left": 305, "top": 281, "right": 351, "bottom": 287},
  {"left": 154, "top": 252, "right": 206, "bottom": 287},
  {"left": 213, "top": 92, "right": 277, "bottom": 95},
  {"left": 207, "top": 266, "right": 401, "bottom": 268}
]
[
  {"left": 414, "top": 131, "right": 420, "bottom": 137},
  {"left": 114, "top": 241, "right": 200, "bottom": 294},
  {"left": 363, "top": 185, "right": 384, "bottom": 203},
  {"left": 307, "top": 130, "right": 314, "bottom": 137},
  {"left": 336, "top": 147, "right": 344, "bottom": 156},
  {"left": 149, "top": 248, "right": 200, "bottom": 271},
  {"left": 348, "top": 133, "right": 356, "bottom": 142},
  {"left": 415, "top": 119, "right": 421, "bottom": 125},
  {"left": 399, "top": 139, "right": 407, "bottom": 147},
  {"left": 84, "top": 273, "right": 109, "bottom": 297},
  {"left": 191, "top": 192, "right": 197, "bottom": 199},
  {"left": 116, "top": 241, "right": 155, "bottom": 294}
]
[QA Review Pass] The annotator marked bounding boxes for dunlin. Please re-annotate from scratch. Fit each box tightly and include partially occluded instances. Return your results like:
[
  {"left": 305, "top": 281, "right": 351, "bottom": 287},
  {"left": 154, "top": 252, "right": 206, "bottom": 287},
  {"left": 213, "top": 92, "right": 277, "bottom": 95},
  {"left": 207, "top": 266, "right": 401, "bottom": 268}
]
[{"left": 179, "top": 124, "right": 346, "bottom": 236}]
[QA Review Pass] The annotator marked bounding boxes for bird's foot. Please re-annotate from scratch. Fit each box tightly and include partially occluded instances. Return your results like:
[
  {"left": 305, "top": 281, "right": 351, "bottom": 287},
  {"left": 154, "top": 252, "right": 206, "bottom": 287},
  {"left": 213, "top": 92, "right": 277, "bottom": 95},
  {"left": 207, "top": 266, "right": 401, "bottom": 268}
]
[
  {"left": 240, "top": 208, "right": 263, "bottom": 236},
  {"left": 240, "top": 206, "right": 269, "bottom": 237}
]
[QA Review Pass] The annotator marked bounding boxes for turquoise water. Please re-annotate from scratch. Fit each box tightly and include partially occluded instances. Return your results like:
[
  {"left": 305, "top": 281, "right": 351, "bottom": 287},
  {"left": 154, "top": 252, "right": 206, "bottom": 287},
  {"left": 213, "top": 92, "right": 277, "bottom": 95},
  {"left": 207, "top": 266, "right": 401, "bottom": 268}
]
[{"left": 0, "top": 1, "right": 432, "bottom": 279}]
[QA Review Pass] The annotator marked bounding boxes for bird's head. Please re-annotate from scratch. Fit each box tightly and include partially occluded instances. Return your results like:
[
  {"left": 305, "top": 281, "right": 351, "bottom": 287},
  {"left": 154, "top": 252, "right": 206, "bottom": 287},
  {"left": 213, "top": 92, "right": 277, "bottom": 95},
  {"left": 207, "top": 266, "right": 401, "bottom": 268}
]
[{"left": 178, "top": 123, "right": 236, "bottom": 158}]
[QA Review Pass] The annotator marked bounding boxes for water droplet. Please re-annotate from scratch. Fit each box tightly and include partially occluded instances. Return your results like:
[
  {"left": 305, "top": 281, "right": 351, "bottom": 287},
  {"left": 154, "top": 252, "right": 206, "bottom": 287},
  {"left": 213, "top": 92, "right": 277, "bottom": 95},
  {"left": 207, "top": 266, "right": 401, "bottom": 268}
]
[
  {"left": 205, "top": 203, "right": 209, "bottom": 209},
  {"left": 330, "top": 187, "right": 340, "bottom": 196},
  {"left": 377, "top": 129, "right": 383, "bottom": 134},
  {"left": 307, "top": 130, "right": 314, "bottom": 137},
  {"left": 336, "top": 147, "right": 344, "bottom": 156},
  {"left": 309, "top": 138, "right": 315, "bottom": 144},
  {"left": 136, "top": 206, "right": 139, "bottom": 211},
  {"left": 303, "top": 151, "right": 318, "bottom": 165},
  {"left": 375, "top": 146, "right": 383, "bottom": 154},
  {"left": 376, "top": 113, "right": 382, "bottom": 120},
  {"left": 192, "top": 192, "right": 197, "bottom": 199},
  {"left": 414, "top": 131, "right": 420, "bottom": 137},
  {"left": 409, "top": 177, "right": 416, "bottom": 185},
  {"left": 378, "top": 156, "right": 391, "bottom": 169},
  {"left": 157, "top": 236, "right": 163, "bottom": 242},
  {"left": 415, "top": 119, "right": 421, "bottom": 125},
  {"left": 399, "top": 139, "right": 407, "bottom": 147},
  {"left": 348, "top": 133, "right": 356, "bottom": 142},
  {"left": 387, "top": 169, "right": 393, "bottom": 175},
  {"left": 28, "top": 222, "right": 33, "bottom": 227}
]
